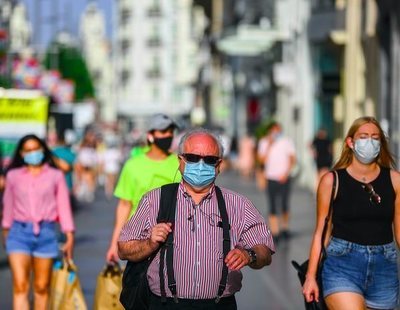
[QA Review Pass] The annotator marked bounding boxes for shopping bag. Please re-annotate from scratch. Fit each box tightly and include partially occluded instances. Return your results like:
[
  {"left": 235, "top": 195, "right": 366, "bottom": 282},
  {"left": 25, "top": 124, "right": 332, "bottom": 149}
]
[
  {"left": 49, "top": 259, "right": 87, "bottom": 310},
  {"left": 93, "top": 263, "right": 124, "bottom": 310}
]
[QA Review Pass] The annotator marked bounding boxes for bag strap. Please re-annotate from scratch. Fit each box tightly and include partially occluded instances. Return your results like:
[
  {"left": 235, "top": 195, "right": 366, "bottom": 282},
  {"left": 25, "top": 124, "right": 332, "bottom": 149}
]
[
  {"left": 158, "top": 183, "right": 179, "bottom": 302},
  {"left": 319, "top": 170, "right": 337, "bottom": 260},
  {"left": 215, "top": 186, "right": 230, "bottom": 303}
]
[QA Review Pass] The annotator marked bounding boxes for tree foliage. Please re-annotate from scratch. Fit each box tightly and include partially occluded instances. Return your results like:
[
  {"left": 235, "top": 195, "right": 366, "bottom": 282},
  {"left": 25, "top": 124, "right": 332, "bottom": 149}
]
[{"left": 43, "top": 42, "right": 95, "bottom": 101}]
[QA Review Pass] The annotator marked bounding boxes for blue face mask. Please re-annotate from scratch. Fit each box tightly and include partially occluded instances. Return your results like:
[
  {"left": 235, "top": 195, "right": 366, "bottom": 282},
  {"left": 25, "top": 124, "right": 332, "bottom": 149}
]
[
  {"left": 353, "top": 138, "right": 380, "bottom": 164},
  {"left": 183, "top": 161, "right": 216, "bottom": 188},
  {"left": 23, "top": 150, "right": 44, "bottom": 166}
]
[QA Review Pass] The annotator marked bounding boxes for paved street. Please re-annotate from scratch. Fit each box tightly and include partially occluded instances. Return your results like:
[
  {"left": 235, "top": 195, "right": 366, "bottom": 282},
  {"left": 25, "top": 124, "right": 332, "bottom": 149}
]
[{"left": 0, "top": 169, "right": 316, "bottom": 309}]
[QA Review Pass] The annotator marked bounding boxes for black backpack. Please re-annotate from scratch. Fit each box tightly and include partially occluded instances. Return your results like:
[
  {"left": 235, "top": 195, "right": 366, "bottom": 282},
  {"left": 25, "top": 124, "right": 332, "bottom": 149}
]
[{"left": 120, "top": 183, "right": 230, "bottom": 309}]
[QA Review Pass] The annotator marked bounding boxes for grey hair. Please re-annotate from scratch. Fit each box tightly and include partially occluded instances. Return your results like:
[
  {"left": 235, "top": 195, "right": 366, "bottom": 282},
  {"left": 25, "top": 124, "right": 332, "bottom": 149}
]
[{"left": 178, "top": 127, "right": 224, "bottom": 157}]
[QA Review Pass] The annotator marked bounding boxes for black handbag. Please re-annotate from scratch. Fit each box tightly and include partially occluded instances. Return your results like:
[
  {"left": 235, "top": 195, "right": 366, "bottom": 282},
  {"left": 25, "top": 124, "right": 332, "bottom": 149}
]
[{"left": 291, "top": 170, "right": 337, "bottom": 310}]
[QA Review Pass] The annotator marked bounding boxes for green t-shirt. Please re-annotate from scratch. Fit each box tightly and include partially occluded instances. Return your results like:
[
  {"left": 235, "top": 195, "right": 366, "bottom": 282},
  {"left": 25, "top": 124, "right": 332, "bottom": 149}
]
[{"left": 114, "top": 153, "right": 181, "bottom": 217}]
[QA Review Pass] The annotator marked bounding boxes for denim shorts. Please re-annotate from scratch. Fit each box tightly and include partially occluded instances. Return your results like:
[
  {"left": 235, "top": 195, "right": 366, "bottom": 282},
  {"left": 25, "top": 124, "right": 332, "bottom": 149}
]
[
  {"left": 6, "top": 221, "right": 59, "bottom": 258},
  {"left": 322, "top": 237, "right": 399, "bottom": 309}
]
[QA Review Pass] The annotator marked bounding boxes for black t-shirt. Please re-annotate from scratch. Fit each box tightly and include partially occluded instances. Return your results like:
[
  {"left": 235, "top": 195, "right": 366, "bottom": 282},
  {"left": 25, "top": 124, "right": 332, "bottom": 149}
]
[{"left": 312, "top": 137, "right": 332, "bottom": 168}]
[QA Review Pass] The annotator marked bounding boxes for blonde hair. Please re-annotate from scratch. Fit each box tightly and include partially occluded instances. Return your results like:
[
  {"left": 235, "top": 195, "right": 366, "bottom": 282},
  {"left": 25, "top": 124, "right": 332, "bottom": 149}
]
[{"left": 333, "top": 116, "right": 395, "bottom": 169}]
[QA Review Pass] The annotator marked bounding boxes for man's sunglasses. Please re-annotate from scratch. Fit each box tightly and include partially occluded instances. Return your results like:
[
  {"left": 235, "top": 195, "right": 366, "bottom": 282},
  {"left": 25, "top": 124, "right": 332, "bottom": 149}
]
[
  {"left": 362, "top": 183, "right": 381, "bottom": 205},
  {"left": 180, "top": 153, "right": 221, "bottom": 166}
]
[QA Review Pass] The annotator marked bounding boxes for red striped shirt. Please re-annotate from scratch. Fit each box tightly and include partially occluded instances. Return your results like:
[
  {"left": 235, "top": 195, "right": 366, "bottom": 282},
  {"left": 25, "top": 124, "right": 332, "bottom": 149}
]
[{"left": 119, "top": 183, "right": 275, "bottom": 299}]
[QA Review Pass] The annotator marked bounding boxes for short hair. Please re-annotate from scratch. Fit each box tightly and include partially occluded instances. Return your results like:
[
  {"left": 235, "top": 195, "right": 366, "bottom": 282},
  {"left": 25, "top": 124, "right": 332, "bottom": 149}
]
[{"left": 178, "top": 128, "right": 224, "bottom": 158}]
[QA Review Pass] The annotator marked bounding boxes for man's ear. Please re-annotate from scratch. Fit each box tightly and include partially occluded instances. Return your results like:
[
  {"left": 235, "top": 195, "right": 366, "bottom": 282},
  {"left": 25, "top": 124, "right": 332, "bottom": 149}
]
[{"left": 147, "top": 134, "right": 154, "bottom": 143}]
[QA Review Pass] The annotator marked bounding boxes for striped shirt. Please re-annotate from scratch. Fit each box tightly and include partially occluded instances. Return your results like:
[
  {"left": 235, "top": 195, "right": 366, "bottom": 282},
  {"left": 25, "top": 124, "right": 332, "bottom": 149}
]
[{"left": 119, "top": 183, "right": 275, "bottom": 299}]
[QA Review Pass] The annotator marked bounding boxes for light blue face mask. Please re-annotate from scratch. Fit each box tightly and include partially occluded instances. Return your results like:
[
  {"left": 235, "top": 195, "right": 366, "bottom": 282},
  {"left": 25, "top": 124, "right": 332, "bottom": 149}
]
[
  {"left": 353, "top": 138, "right": 380, "bottom": 164},
  {"left": 183, "top": 161, "right": 216, "bottom": 188},
  {"left": 23, "top": 150, "right": 44, "bottom": 166}
]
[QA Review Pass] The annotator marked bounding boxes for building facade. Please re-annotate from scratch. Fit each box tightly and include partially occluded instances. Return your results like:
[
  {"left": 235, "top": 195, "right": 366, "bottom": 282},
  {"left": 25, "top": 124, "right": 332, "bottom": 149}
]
[{"left": 113, "top": 0, "right": 205, "bottom": 127}]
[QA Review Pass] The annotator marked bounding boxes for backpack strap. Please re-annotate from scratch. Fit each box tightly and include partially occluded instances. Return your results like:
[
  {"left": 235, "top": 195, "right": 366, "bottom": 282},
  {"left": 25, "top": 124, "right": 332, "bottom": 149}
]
[
  {"left": 158, "top": 183, "right": 179, "bottom": 303},
  {"left": 215, "top": 186, "right": 230, "bottom": 303},
  {"left": 159, "top": 184, "right": 230, "bottom": 304}
]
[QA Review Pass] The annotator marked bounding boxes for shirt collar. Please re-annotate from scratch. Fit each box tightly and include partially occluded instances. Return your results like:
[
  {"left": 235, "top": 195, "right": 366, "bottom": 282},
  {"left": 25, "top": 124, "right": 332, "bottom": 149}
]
[{"left": 179, "top": 181, "right": 215, "bottom": 201}]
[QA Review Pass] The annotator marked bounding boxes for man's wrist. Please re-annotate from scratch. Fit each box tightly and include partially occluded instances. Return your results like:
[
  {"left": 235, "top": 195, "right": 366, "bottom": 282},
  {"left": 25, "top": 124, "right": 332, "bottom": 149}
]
[{"left": 245, "top": 248, "right": 257, "bottom": 266}]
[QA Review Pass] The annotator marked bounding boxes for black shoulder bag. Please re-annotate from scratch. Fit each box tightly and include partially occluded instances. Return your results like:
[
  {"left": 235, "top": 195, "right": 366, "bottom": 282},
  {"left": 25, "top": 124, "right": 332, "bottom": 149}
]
[
  {"left": 291, "top": 170, "right": 337, "bottom": 310},
  {"left": 119, "top": 183, "right": 179, "bottom": 310}
]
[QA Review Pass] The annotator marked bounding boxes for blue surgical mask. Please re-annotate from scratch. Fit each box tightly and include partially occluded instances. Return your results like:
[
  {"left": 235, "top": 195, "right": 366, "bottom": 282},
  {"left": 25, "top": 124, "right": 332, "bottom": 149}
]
[
  {"left": 183, "top": 161, "right": 216, "bottom": 188},
  {"left": 23, "top": 150, "right": 44, "bottom": 166},
  {"left": 353, "top": 138, "right": 380, "bottom": 164}
]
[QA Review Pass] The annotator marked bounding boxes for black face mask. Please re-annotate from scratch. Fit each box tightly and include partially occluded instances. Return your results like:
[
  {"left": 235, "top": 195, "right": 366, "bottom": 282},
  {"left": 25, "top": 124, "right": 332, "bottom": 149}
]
[{"left": 153, "top": 137, "right": 173, "bottom": 153}]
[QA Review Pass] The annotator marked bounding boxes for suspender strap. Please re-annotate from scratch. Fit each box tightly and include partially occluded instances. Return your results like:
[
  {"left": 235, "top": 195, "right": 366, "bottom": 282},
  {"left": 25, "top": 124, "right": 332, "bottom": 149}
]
[
  {"left": 158, "top": 184, "right": 179, "bottom": 303},
  {"left": 159, "top": 184, "right": 230, "bottom": 303},
  {"left": 165, "top": 199, "right": 178, "bottom": 302},
  {"left": 215, "top": 186, "right": 230, "bottom": 303}
]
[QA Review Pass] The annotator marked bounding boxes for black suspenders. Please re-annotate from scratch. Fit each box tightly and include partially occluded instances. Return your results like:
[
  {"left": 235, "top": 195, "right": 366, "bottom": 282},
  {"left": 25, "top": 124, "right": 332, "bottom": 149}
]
[{"left": 159, "top": 185, "right": 230, "bottom": 303}]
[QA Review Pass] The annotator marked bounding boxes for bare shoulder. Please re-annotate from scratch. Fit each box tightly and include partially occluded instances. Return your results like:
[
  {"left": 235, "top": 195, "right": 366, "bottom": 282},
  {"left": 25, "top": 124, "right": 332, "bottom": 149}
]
[
  {"left": 318, "top": 170, "right": 335, "bottom": 190},
  {"left": 390, "top": 169, "right": 400, "bottom": 192}
]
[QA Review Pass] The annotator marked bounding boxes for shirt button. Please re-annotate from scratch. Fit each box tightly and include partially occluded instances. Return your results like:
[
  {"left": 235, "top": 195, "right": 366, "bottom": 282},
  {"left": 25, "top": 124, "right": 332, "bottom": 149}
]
[
  {"left": 197, "top": 242, "right": 200, "bottom": 246},
  {"left": 197, "top": 224, "right": 200, "bottom": 229},
  {"left": 197, "top": 261, "right": 200, "bottom": 266}
]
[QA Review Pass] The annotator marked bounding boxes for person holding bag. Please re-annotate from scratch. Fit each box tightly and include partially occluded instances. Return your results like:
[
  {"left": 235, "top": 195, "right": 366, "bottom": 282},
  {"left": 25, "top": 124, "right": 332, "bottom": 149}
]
[
  {"left": 303, "top": 117, "right": 400, "bottom": 309},
  {"left": 2, "top": 134, "right": 75, "bottom": 310}
]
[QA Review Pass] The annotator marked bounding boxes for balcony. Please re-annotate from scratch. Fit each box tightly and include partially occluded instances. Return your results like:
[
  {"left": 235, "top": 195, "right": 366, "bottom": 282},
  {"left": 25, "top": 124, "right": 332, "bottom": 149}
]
[
  {"left": 119, "top": 8, "right": 132, "bottom": 26},
  {"left": 147, "top": 37, "right": 162, "bottom": 48},
  {"left": 119, "top": 39, "right": 131, "bottom": 54},
  {"left": 120, "top": 70, "right": 130, "bottom": 85},
  {"left": 146, "top": 68, "right": 161, "bottom": 79},
  {"left": 147, "top": 6, "right": 162, "bottom": 17}
]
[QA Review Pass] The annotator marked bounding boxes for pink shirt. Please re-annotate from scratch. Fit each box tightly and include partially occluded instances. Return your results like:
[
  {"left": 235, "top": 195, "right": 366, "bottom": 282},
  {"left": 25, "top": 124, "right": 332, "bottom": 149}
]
[
  {"left": 258, "top": 136, "right": 296, "bottom": 181},
  {"left": 120, "top": 183, "right": 275, "bottom": 299},
  {"left": 2, "top": 164, "right": 75, "bottom": 234}
]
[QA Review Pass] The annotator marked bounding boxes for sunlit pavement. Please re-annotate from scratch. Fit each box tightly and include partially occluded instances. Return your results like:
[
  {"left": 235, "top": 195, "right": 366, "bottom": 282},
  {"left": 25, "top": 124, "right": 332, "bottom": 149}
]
[{"left": 0, "top": 169, "right": 316, "bottom": 309}]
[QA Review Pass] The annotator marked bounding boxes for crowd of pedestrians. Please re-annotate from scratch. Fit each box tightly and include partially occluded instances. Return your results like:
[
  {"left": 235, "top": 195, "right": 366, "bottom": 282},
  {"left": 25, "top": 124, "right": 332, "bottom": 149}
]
[{"left": 1, "top": 114, "right": 399, "bottom": 309}]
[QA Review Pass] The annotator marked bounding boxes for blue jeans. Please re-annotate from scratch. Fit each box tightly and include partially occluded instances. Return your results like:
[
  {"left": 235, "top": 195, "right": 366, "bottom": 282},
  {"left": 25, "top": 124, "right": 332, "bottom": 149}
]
[
  {"left": 322, "top": 237, "right": 399, "bottom": 309},
  {"left": 6, "top": 221, "right": 59, "bottom": 258}
]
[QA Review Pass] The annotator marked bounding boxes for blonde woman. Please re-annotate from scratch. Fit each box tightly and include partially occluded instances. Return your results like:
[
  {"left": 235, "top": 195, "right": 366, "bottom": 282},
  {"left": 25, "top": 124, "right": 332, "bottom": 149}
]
[{"left": 303, "top": 117, "right": 400, "bottom": 309}]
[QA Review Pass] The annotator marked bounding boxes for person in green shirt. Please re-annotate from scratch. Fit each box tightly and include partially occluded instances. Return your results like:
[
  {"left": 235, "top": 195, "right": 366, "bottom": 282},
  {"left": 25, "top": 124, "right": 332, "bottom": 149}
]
[{"left": 106, "top": 114, "right": 181, "bottom": 263}]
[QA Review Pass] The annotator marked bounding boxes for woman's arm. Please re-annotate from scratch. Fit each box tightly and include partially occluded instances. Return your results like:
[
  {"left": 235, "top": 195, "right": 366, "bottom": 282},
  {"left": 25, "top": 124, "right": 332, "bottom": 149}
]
[
  {"left": 390, "top": 170, "right": 400, "bottom": 248},
  {"left": 303, "top": 171, "right": 335, "bottom": 302}
]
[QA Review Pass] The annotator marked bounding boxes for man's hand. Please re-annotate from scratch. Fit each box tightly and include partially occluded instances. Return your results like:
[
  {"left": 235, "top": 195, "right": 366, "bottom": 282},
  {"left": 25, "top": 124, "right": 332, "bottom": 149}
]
[
  {"left": 225, "top": 248, "right": 250, "bottom": 271},
  {"left": 118, "top": 222, "right": 173, "bottom": 261},
  {"left": 150, "top": 222, "right": 173, "bottom": 246}
]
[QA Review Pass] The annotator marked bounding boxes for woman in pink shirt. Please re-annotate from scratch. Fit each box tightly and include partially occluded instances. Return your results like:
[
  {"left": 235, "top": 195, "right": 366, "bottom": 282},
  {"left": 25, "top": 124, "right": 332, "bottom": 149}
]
[{"left": 2, "top": 134, "right": 75, "bottom": 310}]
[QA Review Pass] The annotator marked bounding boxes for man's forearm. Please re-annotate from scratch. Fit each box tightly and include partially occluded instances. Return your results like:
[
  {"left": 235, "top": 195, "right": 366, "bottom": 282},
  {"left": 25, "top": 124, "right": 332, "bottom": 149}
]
[
  {"left": 118, "top": 239, "right": 159, "bottom": 262},
  {"left": 250, "top": 244, "right": 272, "bottom": 269}
]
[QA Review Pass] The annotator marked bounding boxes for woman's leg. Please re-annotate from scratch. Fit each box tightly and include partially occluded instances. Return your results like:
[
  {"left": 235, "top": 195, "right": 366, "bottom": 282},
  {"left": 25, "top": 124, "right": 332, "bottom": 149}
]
[
  {"left": 8, "top": 253, "right": 32, "bottom": 310},
  {"left": 325, "top": 292, "right": 366, "bottom": 310},
  {"left": 267, "top": 180, "right": 280, "bottom": 237},
  {"left": 32, "top": 257, "right": 53, "bottom": 310}
]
